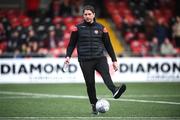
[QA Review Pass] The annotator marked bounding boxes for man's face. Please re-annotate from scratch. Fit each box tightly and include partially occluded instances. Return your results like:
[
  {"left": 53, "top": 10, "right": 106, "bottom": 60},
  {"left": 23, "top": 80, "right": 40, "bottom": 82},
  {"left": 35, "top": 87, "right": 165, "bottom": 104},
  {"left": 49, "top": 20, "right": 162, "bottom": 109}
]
[{"left": 83, "top": 10, "right": 95, "bottom": 23}]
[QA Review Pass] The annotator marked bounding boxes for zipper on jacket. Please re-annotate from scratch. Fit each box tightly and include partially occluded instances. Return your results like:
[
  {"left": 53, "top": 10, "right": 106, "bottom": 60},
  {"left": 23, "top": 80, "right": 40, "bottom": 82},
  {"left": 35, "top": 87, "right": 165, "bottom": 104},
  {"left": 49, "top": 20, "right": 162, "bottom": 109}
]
[{"left": 90, "top": 26, "right": 93, "bottom": 57}]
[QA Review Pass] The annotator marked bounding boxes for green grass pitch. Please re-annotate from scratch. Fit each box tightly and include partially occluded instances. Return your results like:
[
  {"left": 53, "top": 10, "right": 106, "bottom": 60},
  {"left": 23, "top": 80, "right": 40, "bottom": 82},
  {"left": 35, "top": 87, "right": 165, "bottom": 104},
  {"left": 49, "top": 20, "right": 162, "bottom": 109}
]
[{"left": 0, "top": 83, "right": 180, "bottom": 120}]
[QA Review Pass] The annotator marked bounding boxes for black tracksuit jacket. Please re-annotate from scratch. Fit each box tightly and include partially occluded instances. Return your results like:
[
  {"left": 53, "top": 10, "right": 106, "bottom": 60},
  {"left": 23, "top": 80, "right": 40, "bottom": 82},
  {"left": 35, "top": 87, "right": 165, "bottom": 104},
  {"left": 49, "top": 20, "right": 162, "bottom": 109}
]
[{"left": 66, "top": 20, "right": 117, "bottom": 62}]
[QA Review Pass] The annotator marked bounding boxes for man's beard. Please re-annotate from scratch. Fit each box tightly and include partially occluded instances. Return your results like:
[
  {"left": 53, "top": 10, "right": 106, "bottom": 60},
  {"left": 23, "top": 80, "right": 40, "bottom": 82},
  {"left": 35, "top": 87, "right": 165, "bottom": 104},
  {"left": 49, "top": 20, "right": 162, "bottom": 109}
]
[{"left": 85, "top": 19, "right": 93, "bottom": 23}]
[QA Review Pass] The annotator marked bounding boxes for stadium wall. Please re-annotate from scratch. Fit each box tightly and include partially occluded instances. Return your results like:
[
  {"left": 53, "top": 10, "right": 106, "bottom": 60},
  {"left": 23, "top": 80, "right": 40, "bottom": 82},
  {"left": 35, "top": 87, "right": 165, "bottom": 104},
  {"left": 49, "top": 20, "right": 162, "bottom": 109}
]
[{"left": 0, "top": 58, "right": 179, "bottom": 83}]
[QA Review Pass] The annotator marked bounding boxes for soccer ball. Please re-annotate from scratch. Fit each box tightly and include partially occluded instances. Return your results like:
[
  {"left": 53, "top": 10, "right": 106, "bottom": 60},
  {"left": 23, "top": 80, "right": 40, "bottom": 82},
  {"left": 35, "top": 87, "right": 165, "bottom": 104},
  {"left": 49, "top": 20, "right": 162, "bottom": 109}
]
[{"left": 96, "top": 99, "right": 110, "bottom": 113}]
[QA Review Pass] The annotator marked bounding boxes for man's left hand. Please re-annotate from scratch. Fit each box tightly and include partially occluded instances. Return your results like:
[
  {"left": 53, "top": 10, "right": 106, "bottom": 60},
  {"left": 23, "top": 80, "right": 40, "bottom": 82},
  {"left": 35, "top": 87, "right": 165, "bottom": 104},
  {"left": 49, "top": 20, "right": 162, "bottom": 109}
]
[{"left": 112, "top": 61, "right": 118, "bottom": 72}]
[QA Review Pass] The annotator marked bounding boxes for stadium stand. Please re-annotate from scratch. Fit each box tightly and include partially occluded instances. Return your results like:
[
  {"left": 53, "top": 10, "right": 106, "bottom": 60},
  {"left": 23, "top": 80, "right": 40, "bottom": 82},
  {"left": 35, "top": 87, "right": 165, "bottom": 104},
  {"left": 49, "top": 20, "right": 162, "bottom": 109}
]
[
  {"left": 0, "top": 0, "right": 179, "bottom": 57},
  {"left": 104, "top": 0, "right": 179, "bottom": 57}
]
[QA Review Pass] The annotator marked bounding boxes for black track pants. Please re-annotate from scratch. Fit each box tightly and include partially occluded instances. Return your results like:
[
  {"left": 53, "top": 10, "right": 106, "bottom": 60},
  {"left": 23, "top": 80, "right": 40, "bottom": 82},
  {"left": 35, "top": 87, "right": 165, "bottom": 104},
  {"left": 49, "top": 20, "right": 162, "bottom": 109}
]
[{"left": 79, "top": 57, "right": 116, "bottom": 104}]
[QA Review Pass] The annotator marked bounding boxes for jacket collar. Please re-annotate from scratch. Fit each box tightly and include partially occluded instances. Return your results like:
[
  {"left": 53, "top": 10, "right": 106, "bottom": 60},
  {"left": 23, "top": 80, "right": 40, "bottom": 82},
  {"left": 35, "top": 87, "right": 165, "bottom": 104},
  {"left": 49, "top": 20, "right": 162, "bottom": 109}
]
[{"left": 84, "top": 20, "right": 96, "bottom": 26}]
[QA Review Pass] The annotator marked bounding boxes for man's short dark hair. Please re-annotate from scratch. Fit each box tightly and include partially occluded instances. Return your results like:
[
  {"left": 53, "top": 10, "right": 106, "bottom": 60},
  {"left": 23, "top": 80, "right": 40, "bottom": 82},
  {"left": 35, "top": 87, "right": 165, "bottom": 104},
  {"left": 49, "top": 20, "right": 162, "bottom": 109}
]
[{"left": 83, "top": 5, "right": 95, "bottom": 13}]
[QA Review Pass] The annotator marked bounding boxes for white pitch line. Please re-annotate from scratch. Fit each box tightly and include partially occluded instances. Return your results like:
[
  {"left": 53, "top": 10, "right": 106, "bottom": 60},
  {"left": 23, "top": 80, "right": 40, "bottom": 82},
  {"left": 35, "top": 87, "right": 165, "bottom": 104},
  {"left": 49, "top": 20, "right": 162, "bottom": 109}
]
[
  {"left": 108, "top": 98, "right": 180, "bottom": 105},
  {"left": 0, "top": 91, "right": 87, "bottom": 99},
  {"left": 0, "top": 91, "right": 180, "bottom": 105},
  {"left": 1, "top": 91, "right": 180, "bottom": 98},
  {"left": 124, "top": 94, "right": 180, "bottom": 98}
]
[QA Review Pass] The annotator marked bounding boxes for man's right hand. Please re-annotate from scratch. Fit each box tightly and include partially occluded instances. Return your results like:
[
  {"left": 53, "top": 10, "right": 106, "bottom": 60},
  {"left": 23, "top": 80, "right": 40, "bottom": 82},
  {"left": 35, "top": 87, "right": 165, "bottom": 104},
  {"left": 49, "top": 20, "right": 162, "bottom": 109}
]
[{"left": 63, "top": 57, "right": 70, "bottom": 72}]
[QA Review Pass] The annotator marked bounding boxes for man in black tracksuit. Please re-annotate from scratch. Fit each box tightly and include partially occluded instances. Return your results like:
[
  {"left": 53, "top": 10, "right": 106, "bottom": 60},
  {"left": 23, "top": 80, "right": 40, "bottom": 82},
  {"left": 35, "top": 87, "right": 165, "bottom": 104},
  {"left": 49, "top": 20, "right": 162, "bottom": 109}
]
[{"left": 64, "top": 5, "right": 126, "bottom": 115}]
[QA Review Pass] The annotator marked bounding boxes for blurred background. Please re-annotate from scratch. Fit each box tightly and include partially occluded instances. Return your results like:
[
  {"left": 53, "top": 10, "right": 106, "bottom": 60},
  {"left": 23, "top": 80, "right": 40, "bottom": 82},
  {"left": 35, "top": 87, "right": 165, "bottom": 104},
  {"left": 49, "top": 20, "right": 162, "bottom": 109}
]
[
  {"left": 0, "top": 0, "right": 180, "bottom": 58},
  {"left": 0, "top": 1, "right": 180, "bottom": 118}
]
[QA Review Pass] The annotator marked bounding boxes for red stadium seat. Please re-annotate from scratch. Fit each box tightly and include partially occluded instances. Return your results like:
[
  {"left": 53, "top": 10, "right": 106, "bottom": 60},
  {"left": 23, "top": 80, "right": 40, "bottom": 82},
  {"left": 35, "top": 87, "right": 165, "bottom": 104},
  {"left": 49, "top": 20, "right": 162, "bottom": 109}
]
[{"left": 52, "top": 16, "right": 63, "bottom": 25}]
